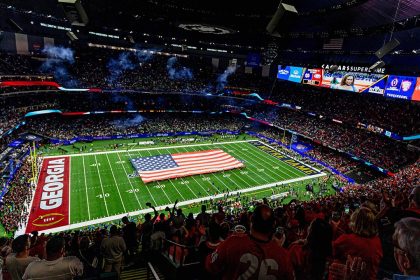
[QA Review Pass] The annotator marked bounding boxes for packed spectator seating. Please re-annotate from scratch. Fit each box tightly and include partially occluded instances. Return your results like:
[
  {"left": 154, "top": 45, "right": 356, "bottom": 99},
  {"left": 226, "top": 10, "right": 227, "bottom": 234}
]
[
  {"left": 0, "top": 49, "right": 419, "bottom": 279},
  {"left": 0, "top": 156, "right": 417, "bottom": 279},
  {"left": 308, "top": 146, "right": 359, "bottom": 174},
  {"left": 0, "top": 50, "right": 418, "bottom": 137},
  {"left": 271, "top": 81, "right": 420, "bottom": 136},
  {"left": 24, "top": 114, "right": 248, "bottom": 140},
  {"left": 0, "top": 157, "right": 34, "bottom": 233},
  {"left": 252, "top": 108, "right": 417, "bottom": 172}
]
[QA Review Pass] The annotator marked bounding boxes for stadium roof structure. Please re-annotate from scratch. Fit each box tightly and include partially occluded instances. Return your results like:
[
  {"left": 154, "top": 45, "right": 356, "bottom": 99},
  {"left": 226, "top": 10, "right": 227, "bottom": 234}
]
[{"left": 1, "top": 0, "right": 419, "bottom": 46}]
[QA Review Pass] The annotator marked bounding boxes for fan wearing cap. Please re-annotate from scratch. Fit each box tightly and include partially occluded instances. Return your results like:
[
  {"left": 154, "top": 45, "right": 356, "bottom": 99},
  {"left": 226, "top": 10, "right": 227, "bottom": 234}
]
[{"left": 206, "top": 204, "right": 294, "bottom": 280}]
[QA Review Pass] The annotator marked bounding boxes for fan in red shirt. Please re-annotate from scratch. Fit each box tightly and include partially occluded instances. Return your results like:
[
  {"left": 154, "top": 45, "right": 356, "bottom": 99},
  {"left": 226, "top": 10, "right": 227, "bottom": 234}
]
[
  {"left": 288, "top": 218, "right": 333, "bottom": 280},
  {"left": 332, "top": 207, "right": 383, "bottom": 280},
  {"left": 206, "top": 204, "right": 294, "bottom": 280}
]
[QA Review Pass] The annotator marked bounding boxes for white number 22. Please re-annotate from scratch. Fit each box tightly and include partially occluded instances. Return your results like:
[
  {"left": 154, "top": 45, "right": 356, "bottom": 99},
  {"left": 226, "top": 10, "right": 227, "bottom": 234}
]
[{"left": 238, "top": 253, "right": 278, "bottom": 280}]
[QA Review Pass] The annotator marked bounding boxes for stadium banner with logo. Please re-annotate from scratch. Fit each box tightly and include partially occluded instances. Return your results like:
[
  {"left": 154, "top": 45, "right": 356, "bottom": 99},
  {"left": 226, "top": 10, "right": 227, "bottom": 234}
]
[
  {"left": 246, "top": 53, "right": 261, "bottom": 68},
  {"left": 277, "top": 65, "right": 305, "bottom": 83},
  {"left": 26, "top": 157, "right": 70, "bottom": 233},
  {"left": 291, "top": 142, "right": 313, "bottom": 153},
  {"left": 321, "top": 71, "right": 386, "bottom": 94},
  {"left": 384, "top": 75, "right": 417, "bottom": 100},
  {"left": 8, "top": 139, "right": 25, "bottom": 148},
  {"left": 277, "top": 65, "right": 291, "bottom": 80},
  {"left": 288, "top": 66, "right": 305, "bottom": 83},
  {"left": 302, "top": 68, "right": 323, "bottom": 86}
]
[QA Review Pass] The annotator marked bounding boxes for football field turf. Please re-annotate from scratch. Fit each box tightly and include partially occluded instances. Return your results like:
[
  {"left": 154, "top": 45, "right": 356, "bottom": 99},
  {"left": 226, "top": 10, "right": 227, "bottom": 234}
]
[{"left": 25, "top": 139, "right": 326, "bottom": 233}]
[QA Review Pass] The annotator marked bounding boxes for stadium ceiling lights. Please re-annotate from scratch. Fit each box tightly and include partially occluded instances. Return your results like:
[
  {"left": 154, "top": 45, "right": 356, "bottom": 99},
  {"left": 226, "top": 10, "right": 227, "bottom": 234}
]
[{"left": 178, "top": 24, "right": 237, "bottom": 35}]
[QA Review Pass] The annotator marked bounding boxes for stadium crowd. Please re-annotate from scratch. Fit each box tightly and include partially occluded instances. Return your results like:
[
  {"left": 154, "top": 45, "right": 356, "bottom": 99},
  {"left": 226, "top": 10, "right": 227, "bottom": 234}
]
[
  {"left": 0, "top": 156, "right": 417, "bottom": 279},
  {"left": 0, "top": 158, "right": 34, "bottom": 233},
  {"left": 21, "top": 111, "right": 417, "bottom": 173},
  {"left": 24, "top": 114, "right": 247, "bottom": 140},
  {"left": 0, "top": 113, "right": 417, "bottom": 279},
  {"left": 0, "top": 50, "right": 419, "bottom": 279},
  {"left": 0, "top": 50, "right": 418, "bottom": 136},
  {"left": 271, "top": 81, "right": 420, "bottom": 136},
  {"left": 252, "top": 109, "right": 416, "bottom": 172}
]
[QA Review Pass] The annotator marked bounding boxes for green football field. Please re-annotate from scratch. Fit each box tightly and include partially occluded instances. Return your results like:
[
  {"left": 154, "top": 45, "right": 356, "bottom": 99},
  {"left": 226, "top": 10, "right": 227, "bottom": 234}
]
[{"left": 31, "top": 138, "right": 326, "bottom": 232}]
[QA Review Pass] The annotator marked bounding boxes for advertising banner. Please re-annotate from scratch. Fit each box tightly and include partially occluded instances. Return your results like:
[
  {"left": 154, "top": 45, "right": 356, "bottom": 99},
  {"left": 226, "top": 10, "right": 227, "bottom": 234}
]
[
  {"left": 288, "top": 66, "right": 305, "bottom": 83},
  {"left": 277, "top": 65, "right": 291, "bottom": 80},
  {"left": 302, "top": 69, "right": 323, "bottom": 86},
  {"left": 384, "top": 75, "right": 417, "bottom": 100},
  {"left": 321, "top": 71, "right": 385, "bottom": 93}
]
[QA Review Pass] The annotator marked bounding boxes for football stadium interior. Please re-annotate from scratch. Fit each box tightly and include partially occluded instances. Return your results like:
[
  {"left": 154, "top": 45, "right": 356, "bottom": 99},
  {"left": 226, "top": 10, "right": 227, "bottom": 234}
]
[{"left": 0, "top": 0, "right": 419, "bottom": 279}]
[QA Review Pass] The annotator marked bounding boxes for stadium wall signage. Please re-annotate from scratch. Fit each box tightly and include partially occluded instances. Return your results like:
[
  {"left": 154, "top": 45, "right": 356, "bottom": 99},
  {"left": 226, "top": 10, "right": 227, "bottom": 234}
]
[
  {"left": 322, "top": 64, "right": 385, "bottom": 74},
  {"left": 26, "top": 157, "right": 70, "bottom": 233},
  {"left": 249, "top": 142, "right": 319, "bottom": 176}
]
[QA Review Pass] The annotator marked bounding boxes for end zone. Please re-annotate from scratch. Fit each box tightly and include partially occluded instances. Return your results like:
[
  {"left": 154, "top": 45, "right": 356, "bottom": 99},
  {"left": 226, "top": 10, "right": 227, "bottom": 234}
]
[{"left": 24, "top": 157, "right": 71, "bottom": 233}]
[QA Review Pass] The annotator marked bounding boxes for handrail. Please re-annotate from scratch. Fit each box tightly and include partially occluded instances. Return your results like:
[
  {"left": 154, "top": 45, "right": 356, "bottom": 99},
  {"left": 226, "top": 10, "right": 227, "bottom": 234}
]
[
  {"left": 161, "top": 238, "right": 196, "bottom": 267},
  {"left": 162, "top": 238, "right": 195, "bottom": 249},
  {"left": 147, "top": 262, "right": 160, "bottom": 280}
]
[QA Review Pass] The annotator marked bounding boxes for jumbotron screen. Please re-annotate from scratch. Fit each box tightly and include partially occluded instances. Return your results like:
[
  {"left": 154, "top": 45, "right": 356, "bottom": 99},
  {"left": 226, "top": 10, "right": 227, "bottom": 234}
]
[{"left": 321, "top": 71, "right": 387, "bottom": 94}]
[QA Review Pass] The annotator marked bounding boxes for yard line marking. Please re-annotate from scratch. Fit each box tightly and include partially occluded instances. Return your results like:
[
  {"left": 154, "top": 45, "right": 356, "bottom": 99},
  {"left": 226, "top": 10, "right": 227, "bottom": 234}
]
[
  {"left": 200, "top": 145, "right": 254, "bottom": 192},
  {"left": 231, "top": 143, "right": 294, "bottom": 181},
  {"left": 256, "top": 141, "right": 321, "bottom": 173},
  {"left": 178, "top": 147, "right": 212, "bottom": 196},
  {"left": 82, "top": 156, "right": 91, "bottom": 220},
  {"left": 33, "top": 172, "right": 327, "bottom": 234},
  {"left": 126, "top": 150, "right": 158, "bottom": 206},
  {"left": 145, "top": 149, "right": 186, "bottom": 202},
  {"left": 196, "top": 145, "right": 252, "bottom": 191},
  {"left": 93, "top": 155, "right": 109, "bottom": 216},
  {"left": 116, "top": 152, "right": 142, "bottom": 210},
  {"left": 105, "top": 153, "right": 127, "bottom": 213},
  {"left": 246, "top": 143, "right": 304, "bottom": 178},
  {"left": 43, "top": 140, "right": 259, "bottom": 158},
  {"left": 228, "top": 144, "right": 275, "bottom": 183},
  {"left": 162, "top": 148, "right": 199, "bottom": 199}
]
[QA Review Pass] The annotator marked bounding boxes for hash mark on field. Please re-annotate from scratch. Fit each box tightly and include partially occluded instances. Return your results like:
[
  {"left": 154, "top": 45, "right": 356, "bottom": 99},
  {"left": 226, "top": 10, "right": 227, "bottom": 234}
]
[
  {"left": 82, "top": 156, "right": 91, "bottom": 220},
  {"left": 126, "top": 150, "right": 157, "bottom": 206},
  {"left": 93, "top": 155, "right": 110, "bottom": 216},
  {"left": 105, "top": 153, "right": 127, "bottom": 213}
]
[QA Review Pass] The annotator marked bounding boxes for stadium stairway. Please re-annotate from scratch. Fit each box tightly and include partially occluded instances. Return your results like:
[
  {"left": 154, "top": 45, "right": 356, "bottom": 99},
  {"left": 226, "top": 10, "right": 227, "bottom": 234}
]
[{"left": 121, "top": 266, "right": 165, "bottom": 280}]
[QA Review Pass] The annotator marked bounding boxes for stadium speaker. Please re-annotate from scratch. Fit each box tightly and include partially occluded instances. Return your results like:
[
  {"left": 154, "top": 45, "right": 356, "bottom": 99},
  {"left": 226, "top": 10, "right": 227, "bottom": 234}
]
[
  {"left": 375, "top": 38, "right": 400, "bottom": 59},
  {"left": 58, "top": 0, "right": 89, "bottom": 26},
  {"left": 127, "top": 35, "right": 135, "bottom": 44},
  {"left": 66, "top": 31, "right": 78, "bottom": 41},
  {"left": 7, "top": 18, "right": 23, "bottom": 32},
  {"left": 266, "top": 2, "right": 298, "bottom": 37},
  {"left": 369, "top": 60, "right": 385, "bottom": 72}
]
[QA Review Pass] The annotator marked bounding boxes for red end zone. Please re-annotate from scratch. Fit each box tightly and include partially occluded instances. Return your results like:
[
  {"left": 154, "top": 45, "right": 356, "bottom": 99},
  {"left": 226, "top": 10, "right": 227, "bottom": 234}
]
[{"left": 26, "top": 157, "right": 70, "bottom": 233}]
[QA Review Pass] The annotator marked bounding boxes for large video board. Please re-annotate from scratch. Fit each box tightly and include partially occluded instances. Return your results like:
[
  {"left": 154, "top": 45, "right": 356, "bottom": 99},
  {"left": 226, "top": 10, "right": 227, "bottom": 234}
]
[
  {"left": 302, "top": 68, "right": 323, "bottom": 86},
  {"left": 384, "top": 75, "right": 417, "bottom": 100},
  {"left": 321, "top": 71, "right": 386, "bottom": 94}
]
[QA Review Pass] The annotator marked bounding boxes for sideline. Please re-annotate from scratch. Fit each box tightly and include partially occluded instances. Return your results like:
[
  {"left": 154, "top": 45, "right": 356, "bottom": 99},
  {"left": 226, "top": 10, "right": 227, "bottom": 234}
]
[
  {"left": 43, "top": 140, "right": 258, "bottom": 158},
  {"left": 17, "top": 172, "right": 326, "bottom": 235}
]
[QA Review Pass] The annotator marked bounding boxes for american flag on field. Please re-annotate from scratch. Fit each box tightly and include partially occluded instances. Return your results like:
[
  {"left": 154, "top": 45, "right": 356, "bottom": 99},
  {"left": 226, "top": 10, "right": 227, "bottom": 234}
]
[
  {"left": 323, "top": 38, "right": 344, "bottom": 50},
  {"left": 130, "top": 149, "right": 244, "bottom": 183}
]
